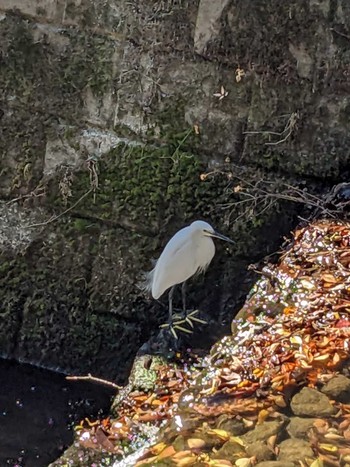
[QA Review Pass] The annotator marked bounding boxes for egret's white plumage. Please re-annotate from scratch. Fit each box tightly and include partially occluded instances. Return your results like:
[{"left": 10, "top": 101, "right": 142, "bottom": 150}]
[
  {"left": 150, "top": 220, "right": 216, "bottom": 299},
  {"left": 147, "top": 220, "right": 234, "bottom": 299},
  {"left": 146, "top": 220, "right": 234, "bottom": 335}
]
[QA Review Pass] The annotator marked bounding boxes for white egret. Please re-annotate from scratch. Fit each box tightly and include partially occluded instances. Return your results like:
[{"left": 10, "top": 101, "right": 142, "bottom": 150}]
[{"left": 146, "top": 220, "right": 234, "bottom": 335}]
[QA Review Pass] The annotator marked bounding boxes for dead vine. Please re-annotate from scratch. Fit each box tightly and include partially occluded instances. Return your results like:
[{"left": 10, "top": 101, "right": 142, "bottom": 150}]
[
  {"left": 244, "top": 111, "right": 299, "bottom": 145},
  {"left": 201, "top": 169, "right": 336, "bottom": 225}
]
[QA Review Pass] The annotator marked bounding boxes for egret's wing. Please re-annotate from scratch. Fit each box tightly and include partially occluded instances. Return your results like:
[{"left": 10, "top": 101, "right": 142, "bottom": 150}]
[{"left": 151, "top": 227, "right": 198, "bottom": 299}]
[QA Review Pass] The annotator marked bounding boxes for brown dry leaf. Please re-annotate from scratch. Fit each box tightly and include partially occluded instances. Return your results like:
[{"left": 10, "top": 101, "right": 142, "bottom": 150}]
[
  {"left": 313, "top": 419, "right": 330, "bottom": 434},
  {"left": 157, "top": 445, "right": 177, "bottom": 460},
  {"left": 211, "top": 460, "right": 233, "bottom": 467},
  {"left": 320, "top": 274, "right": 339, "bottom": 283},
  {"left": 95, "top": 427, "right": 117, "bottom": 452},
  {"left": 283, "top": 306, "right": 297, "bottom": 315},
  {"left": 135, "top": 455, "right": 158, "bottom": 466},
  {"left": 187, "top": 438, "right": 206, "bottom": 449},
  {"left": 339, "top": 419, "right": 350, "bottom": 431},
  {"left": 172, "top": 450, "right": 195, "bottom": 460}
]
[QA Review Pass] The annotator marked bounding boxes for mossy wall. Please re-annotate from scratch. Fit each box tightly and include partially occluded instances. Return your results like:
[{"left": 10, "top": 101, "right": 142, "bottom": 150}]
[{"left": 0, "top": 0, "right": 348, "bottom": 378}]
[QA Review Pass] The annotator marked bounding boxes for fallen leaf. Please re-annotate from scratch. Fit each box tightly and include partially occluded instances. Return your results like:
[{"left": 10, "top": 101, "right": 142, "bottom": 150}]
[{"left": 187, "top": 438, "right": 206, "bottom": 449}]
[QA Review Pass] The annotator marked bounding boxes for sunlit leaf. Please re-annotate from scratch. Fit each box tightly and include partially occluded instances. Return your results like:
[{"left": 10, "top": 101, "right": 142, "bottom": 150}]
[
  {"left": 157, "top": 445, "right": 176, "bottom": 459},
  {"left": 310, "top": 458, "right": 324, "bottom": 467},
  {"left": 187, "top": 438, "right": 206, "bottom": 449}
]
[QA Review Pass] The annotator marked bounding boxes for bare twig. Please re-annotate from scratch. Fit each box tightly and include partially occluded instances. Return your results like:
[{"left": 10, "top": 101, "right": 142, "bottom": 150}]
[
  {"left": 203, "top": 169, "right": 336, "bottom": 223},
  {"left": 244, "top": 112, "right": 299, "bottom": 146},
  {"left": 330, "top": 28, "right": 350, "bottom": 41},
  {"left": 66, "top": 373, "right": 122, "bottom": 390},
  {"left": 27, "top": 189, "right": 93, "bottom": 228},
  {"left": 6, "top": 186, "right": 46, "bottom": 205}
]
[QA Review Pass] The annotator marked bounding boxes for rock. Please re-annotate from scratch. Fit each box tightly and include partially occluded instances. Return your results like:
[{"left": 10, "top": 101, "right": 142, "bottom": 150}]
[
  {"left": 44, "top": 138, "right": 80, "bottom": 176},
  {"left": 216, "top": 414, "right": 247, "bottom": 436},
  {"left": 287, "top": 417, "right": 317, "bottom": 438},
  {"left": 321, "top": 375, "right": 350, "bottom": 403},
  {"left": 246, "top": 441, "right": 275, "bottom": 462},
  {"left": 277, "top": 438, "right": 314, "bottom": 463},
  {"left": 255, "top": 462, "right": 295, "bottom": 467},
  {"left": 288, "top": 43, "right": 313, "bottom": 79},
  {"left": 212, "top": 439, "right": 246, "bottom": 460},
  {"left": 242, "top": 420, "right": 285, "bottom": 444},
  {"left": 0, "top": 202, "right": 43, "bottom": 252},
  {"left": 194, "top": 0, "right": 231, "bottom": 54},
  {"left": 291, "top": 387, "right": 336, "bottom": 417}
]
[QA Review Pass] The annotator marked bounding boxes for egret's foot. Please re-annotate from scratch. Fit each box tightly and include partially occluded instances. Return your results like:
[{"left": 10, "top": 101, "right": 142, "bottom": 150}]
[
  {"left": 159, "top": 317, "right": 193, "bottom": 339},
  {"left": 183, "top": 309, "right": 207, "bottom": 328},
  {"left": 159, "top": 310, "right": 207, "bottom": 339}
]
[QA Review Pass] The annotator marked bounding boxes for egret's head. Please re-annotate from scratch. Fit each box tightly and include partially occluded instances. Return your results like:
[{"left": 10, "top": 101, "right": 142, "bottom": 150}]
[{"left": 190, "top": 220, "right": 235, "bottom": 244}]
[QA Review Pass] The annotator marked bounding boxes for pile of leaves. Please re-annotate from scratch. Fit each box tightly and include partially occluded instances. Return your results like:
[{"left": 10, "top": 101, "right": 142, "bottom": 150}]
[
  {"left": 196, "top": 220, "right": 350, "bottom": 407},
  {"left": 74, "top": 353, "right": 200, "bottom": 457},
  {"left": 74, "top": 220, "right": 350, "bottom": 466}
]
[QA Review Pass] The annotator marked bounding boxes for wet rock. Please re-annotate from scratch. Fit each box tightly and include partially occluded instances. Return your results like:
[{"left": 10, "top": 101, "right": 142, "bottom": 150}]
[
  {"left": 212, "top": 439, "right": 246, "bottom": 460},
  {"left": 246, "top": 441, "right": 275, "bottom": 462},
  {"left": 291, "top": 387, "right": 336, "bottom": 417},
  {"left": 321, "top": 375, "right": 350, "bottom": 403},
  {"left": 242, "top": 420, "right": 285, "bottom": 444},
  {"left": 287, "top": 417, "right": 316, "bottom": 438},
  {"left": 216, "top": 414, "right": 248, "bottom": 436},
  {"left": 277, "top": 438, "right": 314, "bottom": 463}
]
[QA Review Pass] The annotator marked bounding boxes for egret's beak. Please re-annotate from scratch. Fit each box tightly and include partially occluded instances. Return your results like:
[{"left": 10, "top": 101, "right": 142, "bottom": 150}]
[{"left": 208, "top": 230, "right": 235, "bottom": 244}]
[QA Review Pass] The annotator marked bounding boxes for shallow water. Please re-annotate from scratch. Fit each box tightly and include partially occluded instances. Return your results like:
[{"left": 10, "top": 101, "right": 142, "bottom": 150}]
[{"left": 0, "top": 358, "right": 115, "bottom": 467}]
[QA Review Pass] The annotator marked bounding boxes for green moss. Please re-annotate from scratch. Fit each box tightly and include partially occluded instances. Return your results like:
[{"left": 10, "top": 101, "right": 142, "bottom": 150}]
[{"left": 0, "top": 13, "right": 116, "bottom": 196}]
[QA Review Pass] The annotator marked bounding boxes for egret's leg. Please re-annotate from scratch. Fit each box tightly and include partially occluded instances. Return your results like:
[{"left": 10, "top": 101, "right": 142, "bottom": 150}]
[
  {"left": 181, "top": 282, "right": 187, "bottom": 313},
  {"left": 168, "top": 285, "right": 175, "bottom": 323}
]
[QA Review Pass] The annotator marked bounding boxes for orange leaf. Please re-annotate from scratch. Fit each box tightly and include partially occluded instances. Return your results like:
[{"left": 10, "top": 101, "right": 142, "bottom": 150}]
[{"left": 158, "top": 445, "right": 176, "bottom": 459}]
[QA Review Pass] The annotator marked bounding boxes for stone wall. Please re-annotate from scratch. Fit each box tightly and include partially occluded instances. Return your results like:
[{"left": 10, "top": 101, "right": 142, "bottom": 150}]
[{"left": 0, "top": 0, "right": 348, "bottom": 379}]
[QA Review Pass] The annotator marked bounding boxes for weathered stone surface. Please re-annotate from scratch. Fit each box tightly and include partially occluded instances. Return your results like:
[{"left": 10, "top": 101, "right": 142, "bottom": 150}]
[
  {"left": 321, "top": 375, "right": 350, "bottom": 403},
  {"left": 291, "top": 387, "right": 336, "bottom": 417},
  {"left": 246, "top": 441, "right": 275, "bottom": 462},
  {"left": 194, "top": 0, "right": 230, "bottom": 54},
  {"left": 0, "top": 202, "right": 43, "bottom": 251},
  {"left": 287, "top": 416, "right": 316, "bottom": 438},
  {"left": 212, "top": 439, "right": 246, "bottom": 460},
  {"left": 216, "top": 414, "right": 247, "bottom": 436},
  {"left": 1, "top": 0, "right": 350, "bottom": 377},
  {"left": 277, "top": 438, "right": 315, "bottom": 463},
  {"left": 242, "top": 420, "right": 285, "bottom": 444}
]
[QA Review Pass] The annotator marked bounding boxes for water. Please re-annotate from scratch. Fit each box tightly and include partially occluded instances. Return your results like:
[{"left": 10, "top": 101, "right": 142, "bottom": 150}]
[{"left": 0, "top": 359, "right": 115, "bottom": 467}]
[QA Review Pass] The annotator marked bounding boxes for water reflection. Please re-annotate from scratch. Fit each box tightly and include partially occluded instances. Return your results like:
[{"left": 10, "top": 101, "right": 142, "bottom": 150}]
[{"left": 0, "top": 359, "right": 114, "bottom": 467}]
